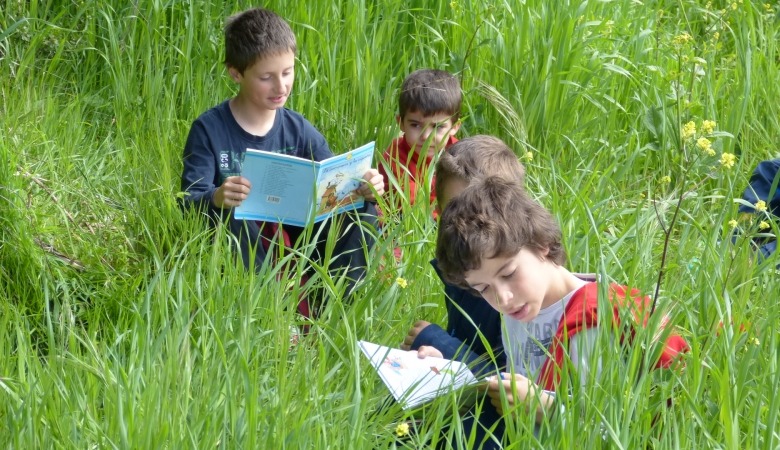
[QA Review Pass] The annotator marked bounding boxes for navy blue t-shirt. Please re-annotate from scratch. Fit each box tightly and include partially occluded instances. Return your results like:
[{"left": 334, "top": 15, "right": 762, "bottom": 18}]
[
  {"left": 738, "top": 159, "right": 779, "bottom": 261},
  {"left": 181, "top": 100, "right": 333, "bottom": 209}
]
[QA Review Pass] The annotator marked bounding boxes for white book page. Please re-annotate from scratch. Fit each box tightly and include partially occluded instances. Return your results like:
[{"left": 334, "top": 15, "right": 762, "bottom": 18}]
[{"left": 358, "top": 340, "right": 478, "bottom": 410}]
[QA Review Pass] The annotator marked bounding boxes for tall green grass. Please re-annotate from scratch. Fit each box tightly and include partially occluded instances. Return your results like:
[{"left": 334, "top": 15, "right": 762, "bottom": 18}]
[{"left": 1, "top": 0, "right": 779, "bottom": 448}]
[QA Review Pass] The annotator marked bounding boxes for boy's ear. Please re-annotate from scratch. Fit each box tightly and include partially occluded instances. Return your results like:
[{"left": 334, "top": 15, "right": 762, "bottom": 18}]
[{"left": 227, "top": 66, "right": 242, "bottom": 83}]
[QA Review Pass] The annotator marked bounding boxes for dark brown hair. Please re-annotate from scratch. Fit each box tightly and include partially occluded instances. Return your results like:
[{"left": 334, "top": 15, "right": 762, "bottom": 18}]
[
  {"left": 224, "top": 8, "right": 297, "bottom": 73},
  {"left": 436, "top": 177, "right": 566, "bottom": 288},
  {"left": 399, "top": 69, "right": 462, "bottom": 121}
]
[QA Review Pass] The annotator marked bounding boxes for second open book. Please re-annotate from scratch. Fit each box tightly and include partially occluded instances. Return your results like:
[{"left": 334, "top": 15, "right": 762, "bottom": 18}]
[{"left": 358, "top": 340, "right": 482, "bottom": 410}]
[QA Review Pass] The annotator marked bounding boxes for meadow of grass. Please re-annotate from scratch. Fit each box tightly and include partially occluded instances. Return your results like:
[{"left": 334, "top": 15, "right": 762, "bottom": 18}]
[{"left": 1, "top": 0, "right": 779, "bottom": 448}]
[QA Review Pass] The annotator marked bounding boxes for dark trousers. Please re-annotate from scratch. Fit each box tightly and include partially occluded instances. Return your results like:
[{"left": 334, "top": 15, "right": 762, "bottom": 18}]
[{"left": 232, "top": 202, "right": 378, "bottom": 309}]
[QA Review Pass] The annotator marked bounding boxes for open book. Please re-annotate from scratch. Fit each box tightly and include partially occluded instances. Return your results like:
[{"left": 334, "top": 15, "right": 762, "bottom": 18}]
[
  {"left": 358, "top": 340, "right": 480, "bottom": 410},
  {"left": 234, "top": 142, "right": 375, "bottom": 227}
]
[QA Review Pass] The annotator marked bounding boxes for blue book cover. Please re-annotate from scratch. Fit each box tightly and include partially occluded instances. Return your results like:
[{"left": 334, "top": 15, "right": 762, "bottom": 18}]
[{"left": 234, "top": 142, "right": 375, "bottom": 226}]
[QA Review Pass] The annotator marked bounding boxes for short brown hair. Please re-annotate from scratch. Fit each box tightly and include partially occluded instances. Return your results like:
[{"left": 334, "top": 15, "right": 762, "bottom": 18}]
[
  {"left": 399, "top": 69, "right": 462, "bottom": 121},
  {"left": 435, "top": 135, "right": 526, "bottom": 203},
  {"left": 436, "top": 177, "right": 566, "bottom": 289},
  {"left": 224, "top": 8, "right": 297, "bottom": 73}
]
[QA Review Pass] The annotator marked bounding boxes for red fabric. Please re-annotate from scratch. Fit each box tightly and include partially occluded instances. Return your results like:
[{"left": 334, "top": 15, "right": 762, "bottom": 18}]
[
  {"left": 536, "top": 282, "right": 689, "bottom": 391},
  {"left": 378, "top": 135, "right": 458, "bottom": 212}
]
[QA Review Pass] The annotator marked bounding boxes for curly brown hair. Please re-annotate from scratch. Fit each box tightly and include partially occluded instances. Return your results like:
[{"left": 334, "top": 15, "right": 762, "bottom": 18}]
[{"left": 436, "top": 177, "right": 566, "bottom": 288}]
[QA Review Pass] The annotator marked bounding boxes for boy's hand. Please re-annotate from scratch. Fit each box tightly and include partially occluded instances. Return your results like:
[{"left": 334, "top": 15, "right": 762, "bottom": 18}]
[
  {"left": 213, "top": 176, "right": 252, "bottom": 208},
  {"left": 416, "top": 345, "right": 444, "bottom": 359},
  {"left": 401, "top": 320, "right": 432, "bottom": 351},
  {"left": 358, "top": 169, "right": 385, "bottom": 202},
  {"left": 483, "top": 373, "right": 536, "bottom": 415}
]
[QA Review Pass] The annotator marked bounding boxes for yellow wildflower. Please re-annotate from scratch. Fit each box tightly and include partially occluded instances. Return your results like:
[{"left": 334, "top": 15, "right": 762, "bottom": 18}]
[
  {"left": 731, "top": 3, "right": 738, "bottom": 10},
  {"left": 759, "top": 221, "right": 770, "bottom": 230},
  {"left": 755, "top": 200, "right": 768, "bottom": 212},
  {"left": 696, "top": 137, "right": 714, "bottom": 155},
  {"left": 681, "top": 121, "right": 697, "bottom": 140},
  {"left": 661, "top": 175, "right": 672, "bottom": 184},
  {"left": 750, "top": 337, "right": 760, "bottom": 346},
  {"left": 765, "top": 4, "right": 773, "bottom": 13},
  {"left": 728, "top": 219, "right": 739, "bottom": 228},
  {"left": 701, "top": 120, "right": 716, "bottom": 134},
  {"left": 395, "top": 277, "right": 408, "bottom": 289},
  {"left": 523, "top": 151, "right": 533, "bottom": 161},
  {"left": 395, "top": 422, "right": 410, "bottom": 437},
  {"left": 720, "top": 152, "right": 736, "bottom": 169},
  {"left": 713, "top": 31, "right": 720, "bottom": 41},
  {"left": 705, "top": 1, "right": 712, "bottom": 9},
  {"left": 673, "top": 33, "right": 693, "bottom": 46}
]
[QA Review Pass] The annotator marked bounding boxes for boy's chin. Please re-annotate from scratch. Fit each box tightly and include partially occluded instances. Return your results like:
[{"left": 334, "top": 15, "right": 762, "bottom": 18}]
[{"left": 414, "top": 145, "right": 443, "bottom": 157}]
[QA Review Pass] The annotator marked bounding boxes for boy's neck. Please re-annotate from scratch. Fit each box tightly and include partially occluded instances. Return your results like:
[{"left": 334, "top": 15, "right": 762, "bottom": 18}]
[
  {"left": 229, "top": 96, "right": 278, "bottom": 137},
  {"left": 542, "top": 267, "right": 589, "bottom": 309}
]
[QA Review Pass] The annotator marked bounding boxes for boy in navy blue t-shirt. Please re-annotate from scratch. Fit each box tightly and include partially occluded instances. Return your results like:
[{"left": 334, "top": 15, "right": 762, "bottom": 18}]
[{"left": 181, "top": 8, "right": 384, "bottom": 311}]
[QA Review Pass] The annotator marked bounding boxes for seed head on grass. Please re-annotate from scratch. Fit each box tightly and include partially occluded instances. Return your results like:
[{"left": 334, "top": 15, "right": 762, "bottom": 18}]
[
  {"left": 759, "top": 221, "right": 770, "bottom": 231},
  {"left": 755, "top": 200, "right": 768, "bottom": 212},
  {"left": 395, "top": 277, "right": 408, "bottom": 289}
]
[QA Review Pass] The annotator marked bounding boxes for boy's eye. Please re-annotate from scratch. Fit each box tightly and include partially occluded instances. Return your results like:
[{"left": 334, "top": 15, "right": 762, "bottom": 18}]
[
  {"left": 472, "top": 285, "right": 488, "bottom": 296},
  {"left": 501, "top": 269, "right": 516, "bottom": 280}
]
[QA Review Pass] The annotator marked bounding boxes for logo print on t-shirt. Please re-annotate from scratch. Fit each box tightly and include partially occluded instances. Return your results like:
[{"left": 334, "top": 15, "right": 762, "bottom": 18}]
[{"left": 218, "top": 149, "right": 245, "bottom": 182}]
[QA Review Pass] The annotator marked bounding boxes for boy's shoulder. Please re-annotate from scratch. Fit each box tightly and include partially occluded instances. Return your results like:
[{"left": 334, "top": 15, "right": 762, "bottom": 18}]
[{"left": 194, "top": 100, "right": 231, "bottom": 123}]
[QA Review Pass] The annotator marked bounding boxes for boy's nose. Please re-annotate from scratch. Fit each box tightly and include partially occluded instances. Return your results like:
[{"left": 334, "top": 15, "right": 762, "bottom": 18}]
[{"left": 494, "top": 286, "right": 513, "bottom": 309}]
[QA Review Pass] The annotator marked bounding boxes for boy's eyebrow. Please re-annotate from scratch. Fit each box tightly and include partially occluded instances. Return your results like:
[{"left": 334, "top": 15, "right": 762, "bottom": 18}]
[{"left": 465, "top": 259, "right": 513, "bottom": 288}]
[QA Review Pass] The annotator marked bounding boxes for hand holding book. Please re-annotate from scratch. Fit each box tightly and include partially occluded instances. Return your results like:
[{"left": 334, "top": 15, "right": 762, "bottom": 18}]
[{"left": 358, "top": 340, "right": 483, "bottom": 410}]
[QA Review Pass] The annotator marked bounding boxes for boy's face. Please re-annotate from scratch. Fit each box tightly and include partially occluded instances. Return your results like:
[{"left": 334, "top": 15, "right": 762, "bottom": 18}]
[
  {"left": 229, "top": 50, "right": 295, "bottom": 111},
  {"left": 464, "top": 248, "right": 559, "bottom": 323},
  {"left": 397, "top": 111, "right": 460, "bottom": 157}
]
